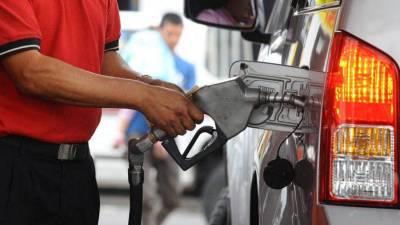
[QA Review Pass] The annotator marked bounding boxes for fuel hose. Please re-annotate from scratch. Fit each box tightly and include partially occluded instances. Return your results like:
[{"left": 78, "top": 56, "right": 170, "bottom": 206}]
[
  {"left": 128, "top": 182, "right": 143, "bottom": 225},
  {"left": 128, "top": 149, "right": 145, "bottom": 225}
]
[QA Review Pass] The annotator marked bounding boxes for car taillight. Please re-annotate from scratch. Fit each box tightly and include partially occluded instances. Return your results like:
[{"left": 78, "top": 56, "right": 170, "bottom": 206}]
[{"left": 320, "top": 31, "right": 399, "bottom": 207}]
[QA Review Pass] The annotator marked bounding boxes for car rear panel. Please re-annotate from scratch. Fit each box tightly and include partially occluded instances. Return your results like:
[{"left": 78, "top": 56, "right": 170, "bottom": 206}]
[{"left": 323, "top": 0, "right": 400, "bottom": 223}]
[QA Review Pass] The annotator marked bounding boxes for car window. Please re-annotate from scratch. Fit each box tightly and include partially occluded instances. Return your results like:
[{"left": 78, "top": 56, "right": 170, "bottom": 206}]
[
  {"left": 263, "top": 0, "right": 292, "bottom": 34},
  {"left": 261, "top": 0, "right": 340, "bottom": 36}
]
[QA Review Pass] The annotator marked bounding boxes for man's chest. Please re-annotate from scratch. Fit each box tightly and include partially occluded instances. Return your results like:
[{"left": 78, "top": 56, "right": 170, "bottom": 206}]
[{"left": 31, "top": 0, "right": 108, "bottom": 39}]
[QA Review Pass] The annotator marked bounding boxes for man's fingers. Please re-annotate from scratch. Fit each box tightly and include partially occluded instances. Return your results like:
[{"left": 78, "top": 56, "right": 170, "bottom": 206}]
[
  {"left": 181, "top": 116, "right": 196, "bottom": 131},
  {"left": 165, "top": 126, "right": 177, "bottom": 137},
  {"left": 172, "top": 122, "right": 186, "bottom": 136},
  {"left": 188, "top": 103, "right": 204, "bottom": 124},
  {"left": 143, "top": 87, "right": 204, "bottom": 137}
]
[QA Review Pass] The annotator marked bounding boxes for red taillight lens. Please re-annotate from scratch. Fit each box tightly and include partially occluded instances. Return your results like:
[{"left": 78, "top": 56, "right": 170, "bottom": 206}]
[{"left": 320, "top": 32, "right": 399, "bottom": 207}]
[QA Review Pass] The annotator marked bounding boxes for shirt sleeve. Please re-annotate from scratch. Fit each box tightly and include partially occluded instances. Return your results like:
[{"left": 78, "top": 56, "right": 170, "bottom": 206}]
[
  {"left": 0, "top": 0, "right": 42, "bottom": 57},
  {"left": 104, "top": 0, "right": 121, "bottom": 52}
]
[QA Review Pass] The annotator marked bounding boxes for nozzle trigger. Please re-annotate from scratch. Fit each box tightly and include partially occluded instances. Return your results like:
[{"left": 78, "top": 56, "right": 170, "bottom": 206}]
[{"left": 162, "top": 125, "right": 228, "bottom": 170}]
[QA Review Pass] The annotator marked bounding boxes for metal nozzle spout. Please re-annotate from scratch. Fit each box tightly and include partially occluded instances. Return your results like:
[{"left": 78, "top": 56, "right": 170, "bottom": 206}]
[{"left": 258, "top": 91, "right": 307, "bottom": 108}]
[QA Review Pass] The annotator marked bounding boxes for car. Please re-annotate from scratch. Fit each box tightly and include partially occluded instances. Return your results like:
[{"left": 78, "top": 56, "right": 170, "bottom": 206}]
[{"left": 184, "top": 0, "right": 400, "bottom": 224}]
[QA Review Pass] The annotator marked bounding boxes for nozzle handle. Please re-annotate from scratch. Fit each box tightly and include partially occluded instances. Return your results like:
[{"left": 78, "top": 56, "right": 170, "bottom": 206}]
[
  {"left": 129, "top": 125, "right": 228, "bottom": 171},
  {"left": 162, "top": 125, "right": 228, "bottom": 171}
]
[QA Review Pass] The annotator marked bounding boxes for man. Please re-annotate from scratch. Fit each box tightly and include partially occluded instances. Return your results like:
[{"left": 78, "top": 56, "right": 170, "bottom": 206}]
[
  {"left": 0, "top": 1, "right": 203, "bottom": 225},
  {"left": 115, "top": 13, "right": 196, "bottom": 225}
]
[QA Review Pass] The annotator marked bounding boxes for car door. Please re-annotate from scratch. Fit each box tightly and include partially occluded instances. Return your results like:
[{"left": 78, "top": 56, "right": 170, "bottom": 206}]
[{"left": 227, "top": 1, "right": 340, "bottom": 225}]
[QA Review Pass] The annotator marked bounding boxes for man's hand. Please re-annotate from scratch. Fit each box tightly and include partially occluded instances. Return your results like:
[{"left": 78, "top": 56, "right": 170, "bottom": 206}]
[
  {"left": 140, "top": 86, "right": 204, "bottom": 137},
  {"left": 101, "top": 52, "right": 200, "bottom": 136},
  {"left": 149, "top": 78, "right": 183, "bottom": 93}
]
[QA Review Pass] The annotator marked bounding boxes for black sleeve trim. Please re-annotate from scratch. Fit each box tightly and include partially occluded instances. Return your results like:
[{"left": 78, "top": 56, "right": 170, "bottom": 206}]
[
  {"left": 0, "top": 38, "right": 41, "bottom": 57},
  {"left": 105, "top": 40, "right": 119, "bottom": 52}
]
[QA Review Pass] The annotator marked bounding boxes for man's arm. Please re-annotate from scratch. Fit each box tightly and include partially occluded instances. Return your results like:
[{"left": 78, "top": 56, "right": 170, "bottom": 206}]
[
  {"left": 101, "top": 51, "right": 142, "bottom": 80},
  {"left": 102, "top": 51, "right": 183, "bottom": 92},
  {"left": 1, "top": 50, "right": 203, "bottom": 136}
]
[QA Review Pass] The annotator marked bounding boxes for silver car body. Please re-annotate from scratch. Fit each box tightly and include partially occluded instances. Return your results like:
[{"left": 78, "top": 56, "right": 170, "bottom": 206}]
[{"left": 226, "top": 0, "right": 400, "bottom": 224}]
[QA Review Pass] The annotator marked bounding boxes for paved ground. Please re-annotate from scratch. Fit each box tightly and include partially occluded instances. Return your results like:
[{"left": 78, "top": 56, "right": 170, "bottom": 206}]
[{"left": 99, "top": 191, "right": 207, "bottom": 225}]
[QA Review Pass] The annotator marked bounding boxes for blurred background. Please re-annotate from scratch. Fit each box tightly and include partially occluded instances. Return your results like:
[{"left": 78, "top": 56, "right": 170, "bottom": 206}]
[{"left": 89, "top": 0, "right": 256, "bottom": 225}]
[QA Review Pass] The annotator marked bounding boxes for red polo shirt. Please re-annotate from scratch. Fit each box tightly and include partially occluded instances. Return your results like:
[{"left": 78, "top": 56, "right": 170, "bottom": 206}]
[{"left": 0, "top": 0, "right": 121, "bottom": 143}]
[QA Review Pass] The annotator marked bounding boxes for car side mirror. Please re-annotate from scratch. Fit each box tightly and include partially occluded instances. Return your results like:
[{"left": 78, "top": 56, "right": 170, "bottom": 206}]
[{"left": 184, "top": 0, "right": 257, "bottom": 31}]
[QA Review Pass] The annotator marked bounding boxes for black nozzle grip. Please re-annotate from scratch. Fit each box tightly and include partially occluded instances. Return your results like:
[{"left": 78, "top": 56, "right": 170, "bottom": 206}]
[{"left": 162, "top": 126, "right": 228, "bottom": 170}]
